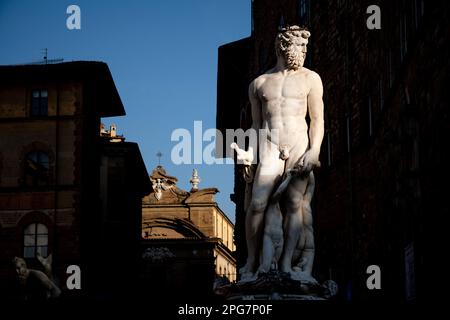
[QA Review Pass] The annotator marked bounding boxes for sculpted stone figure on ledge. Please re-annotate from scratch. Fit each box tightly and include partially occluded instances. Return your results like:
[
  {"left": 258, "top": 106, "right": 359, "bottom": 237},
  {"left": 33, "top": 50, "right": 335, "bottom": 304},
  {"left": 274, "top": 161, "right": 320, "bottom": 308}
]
[
  {"left": 13, "top": 254, "right": 61, "bottom": 301},
  {"left": 232, "top": 25, "right": 324, "bottom": 285}
]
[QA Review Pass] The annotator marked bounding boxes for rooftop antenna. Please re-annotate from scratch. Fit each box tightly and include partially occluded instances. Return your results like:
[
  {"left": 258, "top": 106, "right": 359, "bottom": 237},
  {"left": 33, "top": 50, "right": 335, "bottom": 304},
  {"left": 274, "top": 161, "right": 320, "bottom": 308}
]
[
  {"left": 156, "top": 151, "right": 163, "bottom": 166},
  {"left": 42, "top": 48, "right": 48, "bottom": 64},
  {"left": 10, "top": 49, "right": 64, "bottom": 66}
]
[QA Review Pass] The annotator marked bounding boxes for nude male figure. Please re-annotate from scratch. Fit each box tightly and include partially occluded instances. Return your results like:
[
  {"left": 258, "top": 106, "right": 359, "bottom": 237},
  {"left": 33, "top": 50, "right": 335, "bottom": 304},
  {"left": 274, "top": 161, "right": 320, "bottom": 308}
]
[
  {"left": 13, "top": 256, "right": 61, "bottom": 300},
  {"left": 237, "top": 26, "right": 324, "bottom": 281}
]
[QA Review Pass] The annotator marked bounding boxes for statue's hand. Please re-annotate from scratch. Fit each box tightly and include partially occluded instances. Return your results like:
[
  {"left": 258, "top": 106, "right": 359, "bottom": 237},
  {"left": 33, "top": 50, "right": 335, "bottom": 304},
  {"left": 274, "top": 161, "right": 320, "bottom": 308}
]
[
  {"left": 243, "top": 165, "right": 255, "bottom": 183},
  {"left": 299, "top": 149, "right": 321, "bottom": 174},
  {"left": 230, "top": 143, "right": 254, "bottom": 166}
]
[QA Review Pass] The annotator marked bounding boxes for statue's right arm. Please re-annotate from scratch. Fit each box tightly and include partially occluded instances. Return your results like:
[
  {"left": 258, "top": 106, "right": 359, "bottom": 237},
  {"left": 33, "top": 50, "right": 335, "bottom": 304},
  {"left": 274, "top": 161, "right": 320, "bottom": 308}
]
[
  {"left": 249, "top": 80, "right": 262, "bottom": 165},
  {"left": 249, "top": 79, "right": 262, "bottom": 131},
  {"left": 230, "top": 80, "right": 261, "bottom": 167}
]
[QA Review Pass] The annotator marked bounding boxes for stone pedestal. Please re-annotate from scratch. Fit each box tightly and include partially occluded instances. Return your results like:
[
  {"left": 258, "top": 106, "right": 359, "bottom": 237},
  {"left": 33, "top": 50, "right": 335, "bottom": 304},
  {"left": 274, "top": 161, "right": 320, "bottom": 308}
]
[{"left": 215, "top": 271, "right": 337, "bottom": 301}]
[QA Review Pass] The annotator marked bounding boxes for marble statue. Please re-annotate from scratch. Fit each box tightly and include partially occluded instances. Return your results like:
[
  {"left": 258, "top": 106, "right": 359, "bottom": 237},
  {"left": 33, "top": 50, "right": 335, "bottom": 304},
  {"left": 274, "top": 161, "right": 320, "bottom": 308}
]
[
  {"left": 13, "top": 256, "right": 61, "bottom": 300},
  {"left": 232, "top": 26, "right": 324, "bottom": 284}
]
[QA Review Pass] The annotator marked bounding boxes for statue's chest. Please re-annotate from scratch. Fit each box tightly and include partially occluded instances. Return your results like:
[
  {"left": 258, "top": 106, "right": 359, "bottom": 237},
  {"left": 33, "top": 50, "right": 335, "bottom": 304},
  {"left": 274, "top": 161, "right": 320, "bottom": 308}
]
[{"left": 259, "top": 75, "right": 308, "bottom": 101}]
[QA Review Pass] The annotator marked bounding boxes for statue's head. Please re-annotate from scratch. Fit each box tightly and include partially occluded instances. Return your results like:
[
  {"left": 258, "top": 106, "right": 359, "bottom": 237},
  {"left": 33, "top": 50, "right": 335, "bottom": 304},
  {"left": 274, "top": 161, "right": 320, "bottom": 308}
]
[
  {"left": 12, "top": 256, "right": 29, "bottom": 284},
  {"left": 275, "top": 26, "right": 311, "bottom": 70}
]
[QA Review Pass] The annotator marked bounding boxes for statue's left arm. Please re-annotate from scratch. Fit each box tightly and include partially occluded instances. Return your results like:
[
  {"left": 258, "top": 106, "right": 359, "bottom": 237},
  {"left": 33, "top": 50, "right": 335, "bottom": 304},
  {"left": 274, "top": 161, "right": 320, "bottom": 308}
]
[
  {"left": 32, "top": 270, "right": 61, "bottom": 298},
  {"left": 301, "top": 71, "right": 324, "bottom": 172}
]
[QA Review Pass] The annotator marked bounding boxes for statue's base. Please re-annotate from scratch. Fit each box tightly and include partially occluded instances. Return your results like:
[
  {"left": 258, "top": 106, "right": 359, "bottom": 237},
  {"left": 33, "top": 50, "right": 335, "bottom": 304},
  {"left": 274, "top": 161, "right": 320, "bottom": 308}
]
[
  {"left": 215, "top": 271, "right": 337, "bottom": 301},
  {"left": 226, "top": 293, "right": 326, "bottom": 301}
]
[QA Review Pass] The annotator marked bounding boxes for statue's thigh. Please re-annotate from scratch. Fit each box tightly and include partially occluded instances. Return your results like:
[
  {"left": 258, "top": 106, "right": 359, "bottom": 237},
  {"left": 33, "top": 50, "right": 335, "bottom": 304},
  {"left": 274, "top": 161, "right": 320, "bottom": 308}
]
[
  {"left": 285, "top": 176, "right": 308, "bottom": 210},
  {"left": 252, "top": 159, "right": 284, "bottom": 200}
]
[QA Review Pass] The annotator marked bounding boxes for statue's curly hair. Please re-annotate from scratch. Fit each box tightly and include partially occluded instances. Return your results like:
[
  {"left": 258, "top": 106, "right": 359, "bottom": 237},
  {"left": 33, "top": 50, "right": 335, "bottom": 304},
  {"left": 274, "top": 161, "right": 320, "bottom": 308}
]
[{"left": 275, "top": 25, "right": 311, "bottom": 56}]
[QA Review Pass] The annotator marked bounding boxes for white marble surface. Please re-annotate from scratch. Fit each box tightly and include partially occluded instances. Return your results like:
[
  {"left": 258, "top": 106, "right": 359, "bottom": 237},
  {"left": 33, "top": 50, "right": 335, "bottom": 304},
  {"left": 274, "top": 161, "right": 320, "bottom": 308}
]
[{"left": 234, "top": 26, "right": 325, "bottom": 283}]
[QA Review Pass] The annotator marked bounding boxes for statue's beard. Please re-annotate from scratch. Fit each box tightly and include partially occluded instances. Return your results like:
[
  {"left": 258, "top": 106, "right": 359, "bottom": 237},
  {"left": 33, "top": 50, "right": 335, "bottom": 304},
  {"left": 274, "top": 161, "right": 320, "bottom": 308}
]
[{"left": 284, "top": 47, "right": 304, "bottom": 70}]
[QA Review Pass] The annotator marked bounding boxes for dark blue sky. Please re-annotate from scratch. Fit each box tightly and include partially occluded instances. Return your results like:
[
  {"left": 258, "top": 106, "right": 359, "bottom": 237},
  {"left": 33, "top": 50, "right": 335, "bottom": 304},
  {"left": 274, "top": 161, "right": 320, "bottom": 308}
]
[{"left": 0, "top": 0, "right": 251, "bottom": 221}]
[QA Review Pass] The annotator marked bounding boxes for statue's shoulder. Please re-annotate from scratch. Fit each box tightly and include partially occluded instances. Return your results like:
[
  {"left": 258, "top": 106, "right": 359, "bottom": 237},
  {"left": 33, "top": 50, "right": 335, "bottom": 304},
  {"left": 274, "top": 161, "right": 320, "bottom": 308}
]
[
  {"left": 262, "top": 67, "right": 279, "bottom": 77},
  {"left": 254, "top": 73, "right": 269, "bottom": 82},
  {"left": 250, "top": 74, "right": 267, "bottom": 90},
  {"left": 304, "top": 68, "right": 322, "bottom": 80},
  {"left": 29, "top": 268, "right": 49, "bottom": 279},
  {"left": 252, "top": 69, "right": 276, "bottom": 87}
]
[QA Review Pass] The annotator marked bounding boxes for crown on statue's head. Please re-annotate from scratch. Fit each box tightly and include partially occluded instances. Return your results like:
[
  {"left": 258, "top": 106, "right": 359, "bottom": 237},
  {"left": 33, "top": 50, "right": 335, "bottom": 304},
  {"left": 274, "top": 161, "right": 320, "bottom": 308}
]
[
  {"left": 278, "top": 25, "right": 302, "bottom": 32},
  {"left": 278, "top": 25, "right": 311, "bottom": 39}
]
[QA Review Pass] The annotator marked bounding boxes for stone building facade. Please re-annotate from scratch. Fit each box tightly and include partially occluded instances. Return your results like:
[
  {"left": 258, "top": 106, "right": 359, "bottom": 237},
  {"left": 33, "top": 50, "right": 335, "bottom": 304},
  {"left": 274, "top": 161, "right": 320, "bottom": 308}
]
[
  {"left": 0, "top": 61, "right": 150, "bottom": 301},
  {"left": 217, "top": 0, "right": 447, "bottom": 300},
  {"left": 141, "top": 166, "right": 236, "bottom": 299}
]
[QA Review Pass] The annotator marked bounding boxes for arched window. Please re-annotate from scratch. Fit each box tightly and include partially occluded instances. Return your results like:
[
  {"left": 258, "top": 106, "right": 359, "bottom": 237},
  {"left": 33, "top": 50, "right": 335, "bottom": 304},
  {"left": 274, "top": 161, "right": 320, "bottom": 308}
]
[
  {"left": 24, "top": 151, "right": 49, "bottom": 186},
  {"left": 24, "top": 223, "right": 48, "bottom": 258}
]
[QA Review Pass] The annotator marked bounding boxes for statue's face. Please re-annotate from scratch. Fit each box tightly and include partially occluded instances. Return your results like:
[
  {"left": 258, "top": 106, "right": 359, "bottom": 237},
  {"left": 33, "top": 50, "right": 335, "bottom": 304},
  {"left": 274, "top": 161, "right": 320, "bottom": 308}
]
[
  {"left": 283, "top": 36, "right": 308, "bottom": 70},
  {"left": 14, "top": 259, "right": 28, "bottom": 282}
]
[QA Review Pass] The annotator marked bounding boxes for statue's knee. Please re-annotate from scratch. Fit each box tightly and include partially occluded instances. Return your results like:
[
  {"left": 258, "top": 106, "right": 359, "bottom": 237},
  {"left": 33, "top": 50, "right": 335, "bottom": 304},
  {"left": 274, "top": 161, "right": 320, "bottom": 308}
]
[
  {"left": 250, "top": 199, "right": 267, "bottom": 214},
  {"left": 304, "top": 231, "right": 315, "bottom": 250},
  {"left": 285, "top": 197, "right": 303, "bottom": 212}
]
